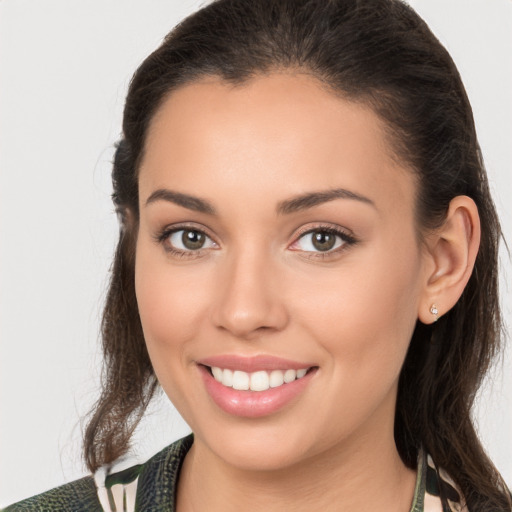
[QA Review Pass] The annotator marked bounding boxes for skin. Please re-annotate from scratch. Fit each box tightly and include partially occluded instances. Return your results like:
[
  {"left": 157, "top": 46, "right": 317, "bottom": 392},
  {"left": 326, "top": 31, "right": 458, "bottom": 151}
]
[{"left": 134, "top": 73, "right": 480, "bottom": 511}]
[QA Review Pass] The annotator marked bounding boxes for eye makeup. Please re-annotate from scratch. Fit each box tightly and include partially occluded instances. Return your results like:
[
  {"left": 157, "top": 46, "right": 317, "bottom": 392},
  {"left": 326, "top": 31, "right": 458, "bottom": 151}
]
[{"left": 153, "top": 220, "right": 358, "bottom": 261}]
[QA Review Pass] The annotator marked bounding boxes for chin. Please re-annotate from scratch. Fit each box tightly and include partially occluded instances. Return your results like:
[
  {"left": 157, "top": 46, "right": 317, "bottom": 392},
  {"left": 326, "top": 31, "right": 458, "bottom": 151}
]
[
  {"left": 193, "top": 418, "right": 329, "bottom": 473},
  {"left": 217, "top": 438, "right": 310, "bottom": 472}
]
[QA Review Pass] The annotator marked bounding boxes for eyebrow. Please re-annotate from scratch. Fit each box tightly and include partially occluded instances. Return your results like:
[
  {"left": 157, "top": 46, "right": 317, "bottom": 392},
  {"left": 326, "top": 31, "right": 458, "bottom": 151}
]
[
  {"left": 144, "top": 187, "right": 375, "bottom": 215},
  {"left": 276, "top": 188, "right": 375, "bottom": 215},
  {"left": 145, "top": 189, "right": 216, "bottom": 215}
]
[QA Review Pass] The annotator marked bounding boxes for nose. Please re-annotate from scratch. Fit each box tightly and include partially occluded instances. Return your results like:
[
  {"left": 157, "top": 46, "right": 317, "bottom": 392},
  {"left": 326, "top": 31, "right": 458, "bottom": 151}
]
[{"left": 211, "top": 248, "right": 289, "bottom": 340}]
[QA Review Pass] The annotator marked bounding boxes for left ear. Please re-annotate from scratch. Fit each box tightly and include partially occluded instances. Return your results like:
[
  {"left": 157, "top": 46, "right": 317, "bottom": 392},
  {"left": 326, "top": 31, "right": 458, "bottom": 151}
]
[{"left": 418, "top": 195, "right": 481, "bottom": 324}]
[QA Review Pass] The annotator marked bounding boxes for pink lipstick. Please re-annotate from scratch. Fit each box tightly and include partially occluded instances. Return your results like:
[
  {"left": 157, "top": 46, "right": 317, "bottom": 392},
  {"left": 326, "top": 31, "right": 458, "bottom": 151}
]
[{"left": 197, "top": 355, "right": 317, "bottom": 418}]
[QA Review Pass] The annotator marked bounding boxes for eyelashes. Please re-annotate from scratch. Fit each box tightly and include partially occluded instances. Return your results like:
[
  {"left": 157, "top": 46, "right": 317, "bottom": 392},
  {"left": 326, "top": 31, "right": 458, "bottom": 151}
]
[
  {"left": 154, "top": 223, "right": 218, "bottom": 260},
  {"left": 288, "top": 226, "right": 357, "bottom": 258},
  {"left": 154, "top": 223, "right": 357, "bottom": 260}
]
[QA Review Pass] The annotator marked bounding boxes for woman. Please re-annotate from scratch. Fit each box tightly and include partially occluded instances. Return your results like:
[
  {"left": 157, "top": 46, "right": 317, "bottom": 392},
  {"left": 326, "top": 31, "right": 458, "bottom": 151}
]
[{"left": 3, "top": 0, "right": 510, "bottom": 510}]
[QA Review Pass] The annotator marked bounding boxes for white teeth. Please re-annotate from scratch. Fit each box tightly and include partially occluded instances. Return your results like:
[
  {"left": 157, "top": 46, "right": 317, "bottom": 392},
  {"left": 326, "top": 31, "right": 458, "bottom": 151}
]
[
  {"left": 223, "top": 369, "right": 233, "bottom": 387},
  {"left": 210, "top": 366, "right": 309, "bottom": 391},
  {"left": 212, "top": 366, "right": 223, "bottom": 382},
  {"left": 232, "top": 370, "right": 250, "bottom": 390},
  {"left": 269, "top": 370, "right": 284, "bottom": 388},
  {"left": 250, "top": 371, "right": 269, "bottom": 391},
  {"left": 283, "top": 369, "right": 297, "bottom": 383}
]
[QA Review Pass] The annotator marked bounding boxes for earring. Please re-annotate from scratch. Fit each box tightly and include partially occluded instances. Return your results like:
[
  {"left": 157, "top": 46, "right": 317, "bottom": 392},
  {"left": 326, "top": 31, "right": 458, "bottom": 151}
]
[{"left": 430, "top": 304, "right": 439, "bottom": 322}]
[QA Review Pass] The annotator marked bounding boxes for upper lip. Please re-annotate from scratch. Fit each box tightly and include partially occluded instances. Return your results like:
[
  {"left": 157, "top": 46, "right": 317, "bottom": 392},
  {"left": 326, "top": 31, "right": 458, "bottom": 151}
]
[{"left": 197, "top": 355, "right": 316, "bottom": 373}]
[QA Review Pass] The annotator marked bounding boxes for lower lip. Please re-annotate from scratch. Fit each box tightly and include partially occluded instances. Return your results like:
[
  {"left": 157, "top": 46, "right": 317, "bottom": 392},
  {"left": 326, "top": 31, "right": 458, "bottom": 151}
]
[{"left": 199, "top": 365, "right": 317, "bottom": 418}]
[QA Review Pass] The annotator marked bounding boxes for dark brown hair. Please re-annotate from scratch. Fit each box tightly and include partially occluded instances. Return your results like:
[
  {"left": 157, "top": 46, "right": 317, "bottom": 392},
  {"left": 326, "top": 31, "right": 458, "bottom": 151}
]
[{"left": 84, "top": 0, "right": 510, "bottom": 508}]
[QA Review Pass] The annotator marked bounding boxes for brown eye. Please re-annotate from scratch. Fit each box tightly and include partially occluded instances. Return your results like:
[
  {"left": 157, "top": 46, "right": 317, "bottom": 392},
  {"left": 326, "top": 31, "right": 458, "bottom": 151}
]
[
  {"left": 182, "top": 230, "right": 205, "bottom": 250},
  {"left": 291, "top": 227, "right": 353, "bottom": 254},
  {"left": 311, "top": 231, "right": 336, "bottom": 251},
  {"left": 166, "top": 229, "right": 216, "bottom": 252}
]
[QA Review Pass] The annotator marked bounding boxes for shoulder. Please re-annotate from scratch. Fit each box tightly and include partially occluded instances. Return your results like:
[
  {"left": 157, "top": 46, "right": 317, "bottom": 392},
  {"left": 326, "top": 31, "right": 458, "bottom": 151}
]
[
  {"left": 1, "top": 476, "right": 101, "bottom": 512},
  {"left": 2, "top": 435, "right": 194, "bottom": 512},
  {"left": 97, "top": 434, "right": 193, "bottom": 511}
]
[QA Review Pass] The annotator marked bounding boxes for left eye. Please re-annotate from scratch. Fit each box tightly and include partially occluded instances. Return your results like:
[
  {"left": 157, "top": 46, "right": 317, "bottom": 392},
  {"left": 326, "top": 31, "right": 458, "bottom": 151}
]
[{"left": 293, "top": 229, "right": 346, "bottom": 252}]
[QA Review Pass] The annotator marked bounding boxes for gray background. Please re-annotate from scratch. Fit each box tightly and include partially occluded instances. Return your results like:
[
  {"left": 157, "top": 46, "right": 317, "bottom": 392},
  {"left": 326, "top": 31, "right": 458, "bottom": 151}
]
[{"left": 1, "top": 0, "right": 511, "bottom": 506}]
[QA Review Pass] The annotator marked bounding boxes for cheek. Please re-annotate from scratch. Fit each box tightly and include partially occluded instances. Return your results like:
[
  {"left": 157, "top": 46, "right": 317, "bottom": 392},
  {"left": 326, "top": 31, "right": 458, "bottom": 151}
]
[
  {"left": 284, "top": 253, "right": 421, "bottom": 442},
  {"left": 134, "top": 241, "right": 210, "bottom": 362},
  {"left": 291, "top": 241, "right": 422, "bottom": 386}
]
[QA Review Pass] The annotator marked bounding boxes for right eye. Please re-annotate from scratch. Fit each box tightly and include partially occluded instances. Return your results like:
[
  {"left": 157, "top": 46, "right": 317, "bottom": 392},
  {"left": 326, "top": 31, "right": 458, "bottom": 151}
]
[{"left": 165, "top": 228, "right": 217, "bottom": 252}]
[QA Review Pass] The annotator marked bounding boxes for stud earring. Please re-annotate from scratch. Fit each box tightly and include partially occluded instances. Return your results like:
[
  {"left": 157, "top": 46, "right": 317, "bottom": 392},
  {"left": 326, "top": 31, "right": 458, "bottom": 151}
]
[{"left": 430, "top": 304, "right": 439, "bottom": 322}]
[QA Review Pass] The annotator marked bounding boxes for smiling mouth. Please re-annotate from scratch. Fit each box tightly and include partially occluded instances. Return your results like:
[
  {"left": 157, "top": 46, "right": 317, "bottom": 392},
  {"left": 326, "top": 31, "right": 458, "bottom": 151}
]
[{"left": 203, "top": 365, "right": 315, "bottom": 392}]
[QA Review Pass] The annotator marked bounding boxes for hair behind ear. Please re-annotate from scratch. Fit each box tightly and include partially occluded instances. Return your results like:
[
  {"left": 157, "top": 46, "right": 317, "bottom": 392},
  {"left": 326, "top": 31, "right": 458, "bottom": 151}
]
[
  {"left": 395, "top": 192, "right": 508, "bottom": 508},
  {"left": 83, "top": 144, "right": 157, "bottom": 472}
]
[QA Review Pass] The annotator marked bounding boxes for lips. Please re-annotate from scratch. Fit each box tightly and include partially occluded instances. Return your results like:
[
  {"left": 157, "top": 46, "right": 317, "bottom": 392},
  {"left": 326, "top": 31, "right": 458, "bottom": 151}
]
[
  {"left": 198, "top": 354, "right": 315, "bottom": 373},
  {"left": 197, "top": 355, "right": 317, "bottom": 417}
]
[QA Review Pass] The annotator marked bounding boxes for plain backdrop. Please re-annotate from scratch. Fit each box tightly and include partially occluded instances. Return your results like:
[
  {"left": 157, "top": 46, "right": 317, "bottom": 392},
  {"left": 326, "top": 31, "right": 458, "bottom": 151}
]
[{"left": 0, "top": 0, "right": 511, "bottom": 506}]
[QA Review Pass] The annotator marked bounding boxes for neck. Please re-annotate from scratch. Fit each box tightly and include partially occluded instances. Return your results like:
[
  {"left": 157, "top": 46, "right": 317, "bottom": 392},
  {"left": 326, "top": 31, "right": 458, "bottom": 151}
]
[{"left": 176, "top": 422, "right": 417, "bottom": 512}]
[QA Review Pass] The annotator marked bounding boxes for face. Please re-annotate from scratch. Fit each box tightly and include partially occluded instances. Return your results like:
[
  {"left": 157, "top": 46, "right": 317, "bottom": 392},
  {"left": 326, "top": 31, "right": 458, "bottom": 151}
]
[{"left": 135, "top": 73, "right": 428, "bottom": 471}]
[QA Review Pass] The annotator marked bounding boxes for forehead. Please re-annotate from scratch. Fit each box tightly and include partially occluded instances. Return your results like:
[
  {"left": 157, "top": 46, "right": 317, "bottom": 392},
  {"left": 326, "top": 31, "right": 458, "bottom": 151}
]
[{"left": 139, "top": 73, "right": 415, "bottom": 219}]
